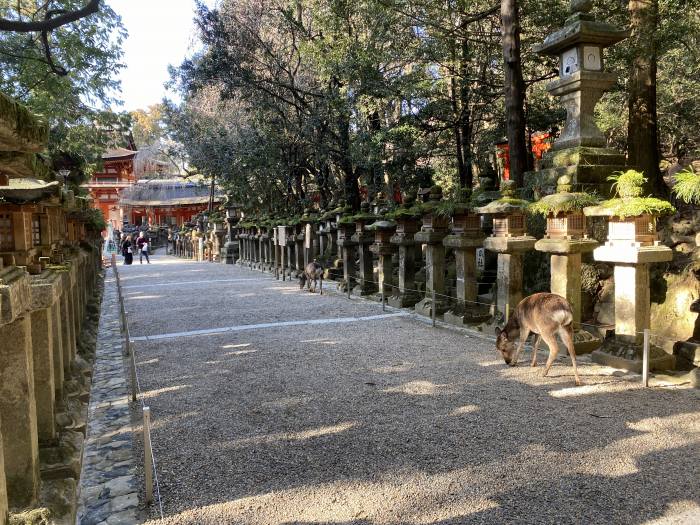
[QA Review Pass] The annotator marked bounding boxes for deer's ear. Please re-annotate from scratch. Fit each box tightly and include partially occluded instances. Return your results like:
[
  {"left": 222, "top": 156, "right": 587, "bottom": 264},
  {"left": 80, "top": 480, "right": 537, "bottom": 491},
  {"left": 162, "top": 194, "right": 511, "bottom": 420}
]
[{"left": 495, "top": 327, "right": 502, "bottom": 337}]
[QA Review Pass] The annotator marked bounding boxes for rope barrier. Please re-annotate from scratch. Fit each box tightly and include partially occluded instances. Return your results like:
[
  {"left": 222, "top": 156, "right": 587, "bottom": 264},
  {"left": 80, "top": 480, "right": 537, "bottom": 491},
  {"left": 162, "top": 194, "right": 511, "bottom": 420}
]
[{"left": 113, "top": 265, "right": 165, "bottom": 518}]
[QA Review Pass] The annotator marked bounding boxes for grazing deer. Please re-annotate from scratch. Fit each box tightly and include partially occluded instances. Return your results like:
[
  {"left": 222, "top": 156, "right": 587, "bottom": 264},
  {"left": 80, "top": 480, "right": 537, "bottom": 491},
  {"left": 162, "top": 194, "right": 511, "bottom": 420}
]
[
  {"left": 495, "top": 293, "right": 581, "bottom": 386},
  {"left": 299, "top": 261, "right": 324, "bottom": 294}
]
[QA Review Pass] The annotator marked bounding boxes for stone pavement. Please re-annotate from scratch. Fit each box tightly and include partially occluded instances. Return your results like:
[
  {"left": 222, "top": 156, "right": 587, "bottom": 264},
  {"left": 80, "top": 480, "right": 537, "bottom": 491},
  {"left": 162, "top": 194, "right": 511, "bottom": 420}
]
[
  {"left": 118, "top": 256, "right": 700, "bottom": 525},
  {"left": 76, "top": 269, "right": 141, "bottom": 525}
]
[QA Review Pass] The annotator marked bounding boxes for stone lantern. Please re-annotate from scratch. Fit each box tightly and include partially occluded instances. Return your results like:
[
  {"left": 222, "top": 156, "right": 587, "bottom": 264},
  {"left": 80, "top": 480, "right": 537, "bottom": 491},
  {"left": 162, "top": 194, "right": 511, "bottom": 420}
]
[
  {"left": 223, "top": 200, "right": 240, "bottom": 264},
  {"left": 388, "top": 193, "right": 422, "bottom": 308},
  {"left": 351, "top": 202, "right": 379, "bottom": 296},
  {"left": 584, "top": 171, "right": 675, "bottom": 371},
  {"left": 476, "top": 181, "right": 535, "bottom": 318},
  {"left": 443, "top": 189, "right": 490, "bottom": 326},
  {"left": 414, "top": 186, "right": 450, "bottom": 317},
  {"left": 300, "top": 208, "right": 319, "bottom": 268},
  {"left": 369, "top": 219, "right": 397, "bottom": 298},
  {"left": 533, "top": 181, "right": 600, "bottom": 352},
  {"left": 337, "top": 212, "right": 358, "bottom": 293},
  {"left": 533, "top": 0, "right": 628, "bottom": 194}
]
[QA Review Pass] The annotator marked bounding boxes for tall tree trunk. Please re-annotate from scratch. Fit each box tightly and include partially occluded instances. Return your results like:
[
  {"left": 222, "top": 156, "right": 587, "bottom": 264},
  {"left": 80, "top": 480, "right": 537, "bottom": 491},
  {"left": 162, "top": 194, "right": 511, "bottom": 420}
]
[
  {"left": 628, "top": 0, "right": 664, "bottom": 195},
  {"left": 501, "top": 0, "right": 528, "bottom": 188},
  {"left": 459, "top": 31, "right": 473, "bottom": 190},
  {"left": 338, "top": 109, "right": 360, "bottom": 210}
]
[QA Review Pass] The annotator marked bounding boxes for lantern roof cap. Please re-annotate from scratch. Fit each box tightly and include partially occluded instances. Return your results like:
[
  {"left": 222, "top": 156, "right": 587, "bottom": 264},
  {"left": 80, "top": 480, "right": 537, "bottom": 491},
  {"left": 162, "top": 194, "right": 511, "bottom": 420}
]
[
  {"left": 0, "top": 177, "right": 60, "bottom": 203},
  {"left": 534, "top": 18, "right": 629, "bottom": 56}
]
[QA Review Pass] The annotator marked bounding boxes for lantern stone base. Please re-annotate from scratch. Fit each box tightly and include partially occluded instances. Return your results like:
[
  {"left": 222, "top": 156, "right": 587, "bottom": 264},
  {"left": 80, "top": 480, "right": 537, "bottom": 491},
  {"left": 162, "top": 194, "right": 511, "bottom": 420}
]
[
  {"left": 591, "top": 338, "right": 675, "bottom": 373},
  {"left": 387, "top": 290, "right": 421, "bottom": 308},
  {"left": 572, "top": 328, "right": 602, "bottom": 354},
  {"left": 443, "top": 305, "right": 491, "bottom": 327},
  {"left": 415, "top": 296, "right": 449, "bottom": 318}
]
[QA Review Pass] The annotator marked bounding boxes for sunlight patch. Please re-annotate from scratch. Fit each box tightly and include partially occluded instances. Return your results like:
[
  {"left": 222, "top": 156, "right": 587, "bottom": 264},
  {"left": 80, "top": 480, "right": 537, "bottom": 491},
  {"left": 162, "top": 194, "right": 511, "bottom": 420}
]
[
  {"left": 224, "top": 349, "right": 258, "bottom": 357},
  {"left": 449, "top": 405, "right": 479, "bottom": 416},
  {"left": 141, "top": 384, "right": 192, "bottom": 399},
  {"left": 382, "top": 380, "right": 457, "bottom": 396},
  {"left": 221, "top": 343, "right": 252, "bottom": 349},
  {"left": 372, "top": 362, "right": 414, "bottom": 374},
  {"left": 222, "top": 422, "right": 357, "bottom": 449}
]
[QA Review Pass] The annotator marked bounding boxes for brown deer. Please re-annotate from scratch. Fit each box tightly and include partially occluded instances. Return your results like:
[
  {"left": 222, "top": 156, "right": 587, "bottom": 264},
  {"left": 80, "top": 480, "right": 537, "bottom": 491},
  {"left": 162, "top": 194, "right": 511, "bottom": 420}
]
[
  {"left": 495, "top": 293, "right": 581, "bottom": 386},
  {"left": 299, "top": 261, "right": 324, "bottom": 294}
]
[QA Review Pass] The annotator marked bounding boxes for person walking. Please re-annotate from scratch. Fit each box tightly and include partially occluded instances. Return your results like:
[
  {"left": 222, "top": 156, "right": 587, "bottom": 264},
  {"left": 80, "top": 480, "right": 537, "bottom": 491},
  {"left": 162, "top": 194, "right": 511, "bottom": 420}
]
[
  {"left": 121, "top": 235, "right": 134, "bottom": 265},
  {"left": 137, "top": 231, "right": 151, "bottom": 264}
]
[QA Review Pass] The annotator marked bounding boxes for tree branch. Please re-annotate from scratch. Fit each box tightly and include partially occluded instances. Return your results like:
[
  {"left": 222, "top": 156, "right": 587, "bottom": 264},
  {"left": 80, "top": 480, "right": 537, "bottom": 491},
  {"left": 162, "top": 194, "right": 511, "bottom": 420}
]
[{"left": 0, "top": 0, "right": 100, "bottom": 32}]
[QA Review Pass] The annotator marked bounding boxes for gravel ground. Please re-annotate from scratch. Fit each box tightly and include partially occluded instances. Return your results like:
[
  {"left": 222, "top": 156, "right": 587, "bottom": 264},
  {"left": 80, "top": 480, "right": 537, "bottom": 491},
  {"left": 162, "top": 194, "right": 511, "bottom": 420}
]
[{"left": 120, "top": 256, "right": 700, "bottom": 525}]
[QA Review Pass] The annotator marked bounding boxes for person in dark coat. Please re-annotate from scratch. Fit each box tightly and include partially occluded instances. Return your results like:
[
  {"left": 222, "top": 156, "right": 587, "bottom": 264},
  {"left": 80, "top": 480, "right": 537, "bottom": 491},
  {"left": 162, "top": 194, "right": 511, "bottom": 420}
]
[
  {"left": 137, "top": 231, "right": 151, "bottom": 264},
  {"left": 121, "top": 235, "right": 134, "bottom": 265}
]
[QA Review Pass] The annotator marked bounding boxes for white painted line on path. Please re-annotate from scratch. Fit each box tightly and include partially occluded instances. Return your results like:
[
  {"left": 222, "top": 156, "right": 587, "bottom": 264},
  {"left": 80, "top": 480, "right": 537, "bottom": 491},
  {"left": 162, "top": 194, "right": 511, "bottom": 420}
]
[
  {"left": 131, "top": 312, "right": 410, "bottom": 342},
  {"left": 123, "top": 278, "right": 261, "bottom": 289}
]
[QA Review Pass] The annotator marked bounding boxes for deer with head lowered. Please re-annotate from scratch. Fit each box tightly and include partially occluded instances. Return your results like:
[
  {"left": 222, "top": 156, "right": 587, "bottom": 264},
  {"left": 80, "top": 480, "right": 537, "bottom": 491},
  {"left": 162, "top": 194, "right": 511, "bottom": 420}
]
[
  {"left": 495, "top": 293, "right": 581, "bottom": 386},
  {"left": 299, "top": 261, "right": 324, "bottom": 294}
]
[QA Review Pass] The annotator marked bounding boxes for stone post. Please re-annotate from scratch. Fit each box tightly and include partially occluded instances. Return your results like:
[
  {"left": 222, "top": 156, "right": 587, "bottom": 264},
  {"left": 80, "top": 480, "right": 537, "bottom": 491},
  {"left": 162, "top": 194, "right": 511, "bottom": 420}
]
[
  {"left": 414, "top": 187, "right": 450, "bottom": 317},
  {"left": 294, "top": 225, "right": 304, "bottom": 276},
  {"left": 534, "top": 192, "right": 601, "bottom": 352},
  {"left": 337, "top": 221, "right": 357, "bottom": 293},
  {"left": 586, "top": 208, "right": 674, "bottom": 371},
  {"left": 351, "top": 203, "right": 378, "bottom": 296},
  {"left": 0, "top": 269, "right": 40, "bottom": 508},
  {"left": 477, "top": 190, "right": 535, "bottom": 318},
  {"left": 443, "top": 202, "right": 489, "bottom": 326},
  {"left": 370, "top": 221, "right": 397, "bottom": 297},
  {"left": 388, "top": 213, "right": 422, "bottom": 308},
  {"left": 0, "top": 425, "right": 7, "bottom": 525},
  {"left": 30, "top": 270, "right": 63, "bottom": 443}
]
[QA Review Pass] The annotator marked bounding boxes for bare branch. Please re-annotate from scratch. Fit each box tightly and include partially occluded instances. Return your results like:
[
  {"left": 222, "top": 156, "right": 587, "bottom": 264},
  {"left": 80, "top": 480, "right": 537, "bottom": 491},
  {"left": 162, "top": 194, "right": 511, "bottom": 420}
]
[{"left": 0, "top": 0, "right": 100, "bottom": 32}]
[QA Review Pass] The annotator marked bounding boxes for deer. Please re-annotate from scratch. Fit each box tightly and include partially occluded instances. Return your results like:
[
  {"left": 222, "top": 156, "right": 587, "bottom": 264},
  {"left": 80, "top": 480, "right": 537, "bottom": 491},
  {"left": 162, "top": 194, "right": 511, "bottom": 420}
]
[
  {"left": 299, "top": 261, "right": 324, "bottom": 294},
  {"left": 495, "top": 293, "right": 581, "bottom": 386}
]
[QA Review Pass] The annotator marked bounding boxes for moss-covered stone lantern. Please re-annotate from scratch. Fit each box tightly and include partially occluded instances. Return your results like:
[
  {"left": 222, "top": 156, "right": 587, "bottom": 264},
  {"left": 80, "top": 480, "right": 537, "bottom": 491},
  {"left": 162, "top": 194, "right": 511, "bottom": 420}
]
[
  {"left": 387, "top": 193, "right": 422, "bottom": 308},
  {"left": 350, "top": 201, "right": 379, "bottom": 296},
  {"left": 369, "top": 219, "right": 397, "bottom": 298},
  {"left": 414, "top": 186, "right": 450, "bottom": 317},
  {"left": 584, "top": 170, "right": 675, "bottom": 371},
  {"left": 443, "top": 188, "right": 489, "bottom": 326},
  {"left": 532, "top": 179, "right": 601, "bottom": 351},
  {"left": 476, "top": 180, "right": 535, "bottom": 318}
]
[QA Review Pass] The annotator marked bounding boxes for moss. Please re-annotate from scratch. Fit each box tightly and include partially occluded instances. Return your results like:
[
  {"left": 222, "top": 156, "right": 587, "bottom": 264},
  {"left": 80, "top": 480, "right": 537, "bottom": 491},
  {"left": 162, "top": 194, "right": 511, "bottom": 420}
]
[
  {"left": 528, "top": 192, "right": 599, "bottom": 215},
  {"left": 608, "top": 169, "right": 645, "bottom": 198},
  {"left": 386, "top": 205, "right": 422, "bottom": 220},
  {"left": 9, "top": 508, "right": 52, "bottom": 525},
  {"left": 672, "top": 168, "right": 700, "bottom": 204},
  {"left": 595, "top": 197, "right": 676, "bottom": 218},
  {"left": 581, "top": 263, "right": 602, "bottom": 295}
]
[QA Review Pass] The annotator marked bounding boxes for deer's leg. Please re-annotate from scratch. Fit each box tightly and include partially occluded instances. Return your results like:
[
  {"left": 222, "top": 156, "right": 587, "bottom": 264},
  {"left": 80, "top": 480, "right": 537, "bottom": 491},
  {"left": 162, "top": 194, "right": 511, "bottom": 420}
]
[
  {"left": 531, "top": 335, "right": 542, "bottom": 367},
  {"left": 541, "top": 332, "right": 561, "bottom": 378},
  {"left": 559, "top": 324, "right": 581, "bottom": 386},
  {"left": 511, "top": 330, "right": 530, "bottom": 366},
  {"left": 320, "top": 275, "right": 323, "bottom": 295}
]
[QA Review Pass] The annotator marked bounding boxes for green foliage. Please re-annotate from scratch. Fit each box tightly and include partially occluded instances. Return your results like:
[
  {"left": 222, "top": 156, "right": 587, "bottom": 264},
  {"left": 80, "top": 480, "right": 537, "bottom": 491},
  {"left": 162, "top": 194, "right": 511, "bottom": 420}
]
[
  {"left": 0, "top": 1, "right": 129, "bottom": 177},
  {"left": 597, "top": 197, "right": 676, "bottom": 218},
  {"left": 528, "top": 193, "right": 600, "bottom": 216},
  {"left": 608, "top": 170, "right": 646, "bottom": 198},
  {"left": 672, "top": 168, "right": 700, "bottom": 204}
]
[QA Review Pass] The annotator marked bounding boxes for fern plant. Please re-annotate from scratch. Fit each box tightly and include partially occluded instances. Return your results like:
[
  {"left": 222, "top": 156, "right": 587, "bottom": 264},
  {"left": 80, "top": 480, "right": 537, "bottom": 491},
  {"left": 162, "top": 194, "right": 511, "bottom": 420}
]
[{"left": 672, "top": 168, "right": 700, "bottom": 204}]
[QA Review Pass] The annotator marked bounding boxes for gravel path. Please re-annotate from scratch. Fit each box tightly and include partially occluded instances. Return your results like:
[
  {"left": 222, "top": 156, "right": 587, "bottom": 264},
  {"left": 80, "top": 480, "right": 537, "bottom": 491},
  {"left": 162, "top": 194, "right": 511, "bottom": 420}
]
[{"left": 121, "top": 256, "right": 700, "bottom": 525}]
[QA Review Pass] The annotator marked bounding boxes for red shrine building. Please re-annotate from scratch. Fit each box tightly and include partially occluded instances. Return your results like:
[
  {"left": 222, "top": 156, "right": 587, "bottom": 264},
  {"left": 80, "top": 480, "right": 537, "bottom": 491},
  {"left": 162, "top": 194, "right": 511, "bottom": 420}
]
[
  {"left": 83, "top": 147, "right": 137, "bottom": 228},
  {"left": 83, "top": 148, "right": 218, "bottom": 228}
]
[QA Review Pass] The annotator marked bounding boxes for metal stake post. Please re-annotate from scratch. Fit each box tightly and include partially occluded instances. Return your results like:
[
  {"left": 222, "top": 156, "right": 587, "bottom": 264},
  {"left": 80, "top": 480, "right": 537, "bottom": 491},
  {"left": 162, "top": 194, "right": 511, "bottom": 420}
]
[
  {"left": 431, "top": 289, "right": 436, "bottom": 327},
  {"left": 129, "top": 340, "right": 138, "bottom": 402},
  {"left": 642, "top": 328, "right": 650, "bottom": 387},
  {"left": 381, "top": 287, "right": 385, "bottom": 312},
  {"left": 143, "top": 406, "right": 154, "bottom": 504}
]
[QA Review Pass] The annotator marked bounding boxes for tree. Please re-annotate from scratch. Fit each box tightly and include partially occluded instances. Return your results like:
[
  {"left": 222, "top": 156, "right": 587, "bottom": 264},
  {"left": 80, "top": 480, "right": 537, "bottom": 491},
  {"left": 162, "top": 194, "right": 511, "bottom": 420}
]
[
  {"left": 500, "top": 0, "right": 527, "bottom": 188},
  {"left": 0, "top": 0, "right": 128, "bottom": 179},
  {"left": 627, "top": 0, "right": 664, "bottom": 195}
]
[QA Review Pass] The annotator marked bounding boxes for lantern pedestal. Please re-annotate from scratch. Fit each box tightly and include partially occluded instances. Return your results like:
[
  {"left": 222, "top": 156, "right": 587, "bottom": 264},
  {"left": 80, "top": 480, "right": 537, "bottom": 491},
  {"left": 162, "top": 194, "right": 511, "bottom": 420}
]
[
  {"left": 483, "top": 236, "right": 536, "bottom": 318},
  {"left": 351, "top": 229, "right": 378, "bottom": 297},
  {"left": 370, "top": 221, "right": 397, "bottom": 299},
  {"left": 388, "top": 223, "right": 422, "bottom": 308},
  {"left": 293, "top": 228, "right": 304, "bottom": 277},
  {"left": 443, "top": 235, "right": 490, "bottom": 326},
  {"left": 337, "top": 223, "right": 357, "bottom": 293},
  {"left": 535, "top": 237, "right": 601, "bottom": 353},
  {"left": 414, "top": 229, "right": 449, "bottom": 318},
  {"left": 591, "top": 243, "right": 674, "bottom": 372}
]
